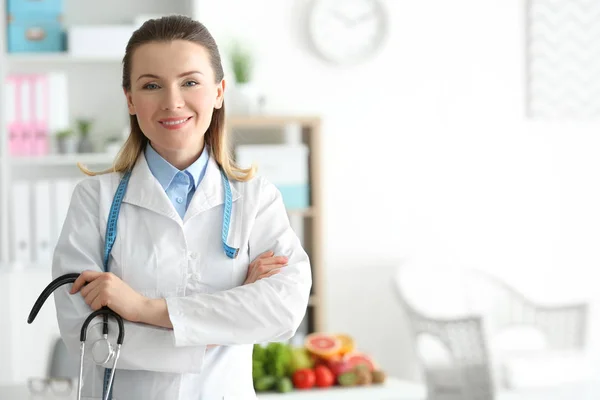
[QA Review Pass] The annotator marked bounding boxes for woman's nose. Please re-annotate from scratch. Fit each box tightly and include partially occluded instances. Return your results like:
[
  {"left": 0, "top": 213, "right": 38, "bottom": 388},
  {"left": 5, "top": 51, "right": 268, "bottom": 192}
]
[{"left": 161, "top": 87, "right": 185, "bottom": 110}]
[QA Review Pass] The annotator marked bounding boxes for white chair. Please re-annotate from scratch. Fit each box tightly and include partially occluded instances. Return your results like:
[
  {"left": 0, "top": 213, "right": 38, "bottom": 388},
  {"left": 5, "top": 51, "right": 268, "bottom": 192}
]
[{"left": 392, "top": 264, "right": 592, "bottom": 400}]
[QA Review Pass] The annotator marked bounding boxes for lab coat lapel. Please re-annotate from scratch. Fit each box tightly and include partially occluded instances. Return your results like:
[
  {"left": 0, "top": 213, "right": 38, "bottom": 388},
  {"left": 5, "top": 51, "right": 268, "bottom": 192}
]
[
  {"left": 184, "top": 156, "right": 240, "bottom": 223},
  {"left": 122, "top": 154, "right": 180, "bottom": 222}
]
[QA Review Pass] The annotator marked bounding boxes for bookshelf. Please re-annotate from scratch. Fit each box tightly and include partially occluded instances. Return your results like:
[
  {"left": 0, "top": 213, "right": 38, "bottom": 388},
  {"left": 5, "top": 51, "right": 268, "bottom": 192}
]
[{"left": 0, "top": 2, "right": 325, "bottom": 384}]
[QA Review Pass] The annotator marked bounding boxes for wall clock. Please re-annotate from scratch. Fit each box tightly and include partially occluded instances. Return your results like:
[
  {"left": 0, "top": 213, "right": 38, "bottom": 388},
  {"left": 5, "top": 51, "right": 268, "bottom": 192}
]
[{"left": 307, "top": 0, "right": 388, "bottom": 65}]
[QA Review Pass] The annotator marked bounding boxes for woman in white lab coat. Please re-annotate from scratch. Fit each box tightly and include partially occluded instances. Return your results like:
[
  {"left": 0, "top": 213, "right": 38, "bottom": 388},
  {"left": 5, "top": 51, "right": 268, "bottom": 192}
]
[{"left": 52, "top": 15, "right": 312, "bottom": 400}]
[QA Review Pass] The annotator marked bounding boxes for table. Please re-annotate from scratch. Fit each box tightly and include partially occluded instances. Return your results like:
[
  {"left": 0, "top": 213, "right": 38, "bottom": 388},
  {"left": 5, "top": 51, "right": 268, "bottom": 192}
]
[
  {"left": 0, "top": 385, "right": 75, "bottom": 400},
  {"left": 257, "top": 378, "right": 426, "bottom": 400},
  {"left": 0, "top": 378, "right": 426, "bottom": 400}
]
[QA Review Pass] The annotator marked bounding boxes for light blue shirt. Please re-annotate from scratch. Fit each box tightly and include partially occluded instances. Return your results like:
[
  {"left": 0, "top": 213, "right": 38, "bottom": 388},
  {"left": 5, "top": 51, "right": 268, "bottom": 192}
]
[{"left": 144, "top": 144, "right": 209, "bottom": 219}]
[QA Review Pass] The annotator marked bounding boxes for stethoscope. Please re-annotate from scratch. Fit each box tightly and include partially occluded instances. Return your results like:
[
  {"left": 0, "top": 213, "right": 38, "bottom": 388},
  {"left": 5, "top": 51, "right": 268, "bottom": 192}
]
[{"left": 27, "top": 166, "right": 238, "bottom": 400}]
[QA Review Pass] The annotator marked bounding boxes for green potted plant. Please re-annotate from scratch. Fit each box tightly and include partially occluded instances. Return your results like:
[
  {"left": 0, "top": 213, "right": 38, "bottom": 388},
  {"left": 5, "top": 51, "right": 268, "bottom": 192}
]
[
  {"left": 228, "top": 41, "right": 262, "bottom": 115},
  {"left": 76, "top": 118, "right": 95, "bottom": 153},
  {"left": 55, "top": 129, "right": 76, "bottom": 154},
  {"left": 230, "top": 41, "right": 253, "bottom": 85}
]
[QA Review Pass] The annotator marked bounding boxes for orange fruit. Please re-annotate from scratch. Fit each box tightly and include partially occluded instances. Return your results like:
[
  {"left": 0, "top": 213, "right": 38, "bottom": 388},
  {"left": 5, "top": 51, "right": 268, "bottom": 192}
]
[
  {"left": 304, "top": 333, "right": 342, "bottom": 358},
  {"left": 335, "top": 334, "right": 355, "bottom": 355}
]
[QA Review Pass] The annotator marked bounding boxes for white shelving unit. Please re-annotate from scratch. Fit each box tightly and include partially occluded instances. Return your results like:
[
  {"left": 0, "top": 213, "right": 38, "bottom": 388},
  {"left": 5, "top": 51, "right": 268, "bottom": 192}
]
[
  {"left": 0, "top": 0, "right": 325, "bottom": 385},
  {"left": 0, "top": 0, "right": 8, "bottom": 263},
  {"left": 10, "top": 152, "right": 115, "bottom": 166}
]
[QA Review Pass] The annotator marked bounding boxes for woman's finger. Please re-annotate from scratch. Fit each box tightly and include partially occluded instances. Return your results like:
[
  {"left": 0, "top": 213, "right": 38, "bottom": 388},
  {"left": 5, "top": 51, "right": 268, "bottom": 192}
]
[
  {"left": 70, "top": 270, "right": 103, "bottom": 294},
  {"left": 79, "top": 277, "right": 102, "bottom": 298},
  {"left": 253, "top": 256, "right": 288, "bottom": 270},
  {"left": 261, "top": 256, "right": 288, "bottom": 265},
  {"left": 257, "top": 250, "right": 275, "bottom": 259},
  {"left": 257, "top": 268, "right": 282, "bottom": 281},
  {"left": 89, "top": 290, "right": 107, "bottom": 311},
  {"left": 83, "top": 284, "right": 103, "bottom": 307}
]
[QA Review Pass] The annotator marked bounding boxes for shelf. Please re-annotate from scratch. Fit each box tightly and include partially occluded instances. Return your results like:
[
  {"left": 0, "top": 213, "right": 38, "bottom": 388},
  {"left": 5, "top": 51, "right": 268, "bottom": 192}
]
[
  {"left": 287, "top": 208, "right": 315, "bottom": 218},
  {"left": 7, "top": 53, "right": 122, "bottom": 64},
  {"left": 10, "top": 153, "right": 114, "bottom": 167},
  {"left": 228, "top": 115, "right": 321, "bottom": 129}
]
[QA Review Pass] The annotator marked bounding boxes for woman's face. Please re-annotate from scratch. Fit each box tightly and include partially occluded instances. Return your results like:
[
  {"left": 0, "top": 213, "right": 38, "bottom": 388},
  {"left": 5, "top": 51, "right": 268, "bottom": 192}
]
[{"left": 124, "top": 40, "right": 225, "bottom": 167}]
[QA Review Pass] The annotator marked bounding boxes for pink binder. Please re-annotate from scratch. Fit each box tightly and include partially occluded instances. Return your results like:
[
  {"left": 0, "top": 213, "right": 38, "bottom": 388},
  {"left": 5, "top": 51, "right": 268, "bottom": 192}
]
[
  {"left": 6, "top": 75, "right": 24, "bottom": 156},
  {"left": 31, "top": 74, "right": 49, "bottom": 156},
  {"left": 11, "top": 74, "right": 35, "bottom": 156}
]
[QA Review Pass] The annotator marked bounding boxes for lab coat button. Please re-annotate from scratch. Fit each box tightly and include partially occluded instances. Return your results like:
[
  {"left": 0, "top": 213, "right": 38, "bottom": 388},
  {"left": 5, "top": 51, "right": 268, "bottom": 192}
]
[{"left": 189, "top": 252, "right": 198, "bottom": 260}]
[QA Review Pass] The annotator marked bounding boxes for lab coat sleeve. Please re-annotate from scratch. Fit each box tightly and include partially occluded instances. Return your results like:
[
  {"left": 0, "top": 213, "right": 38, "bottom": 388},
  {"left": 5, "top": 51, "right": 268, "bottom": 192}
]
[
  {"left": 52, "top": 178, "right": 206, "bottom": 373},
  {"left": 166, "top": 178, "right": 313, "bottom": 346}
]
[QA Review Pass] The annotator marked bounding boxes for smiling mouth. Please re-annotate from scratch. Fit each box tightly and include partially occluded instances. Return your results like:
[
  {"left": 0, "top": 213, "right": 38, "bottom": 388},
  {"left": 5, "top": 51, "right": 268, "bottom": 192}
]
[{"left": 159, "top": 116, "right": 192, "bottom": 128}]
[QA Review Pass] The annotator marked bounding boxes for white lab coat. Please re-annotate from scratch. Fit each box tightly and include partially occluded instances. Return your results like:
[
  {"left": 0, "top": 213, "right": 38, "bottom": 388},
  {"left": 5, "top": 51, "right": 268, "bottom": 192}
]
[{"left": 52, "top": 154, "right": 312, "bottom": 400}]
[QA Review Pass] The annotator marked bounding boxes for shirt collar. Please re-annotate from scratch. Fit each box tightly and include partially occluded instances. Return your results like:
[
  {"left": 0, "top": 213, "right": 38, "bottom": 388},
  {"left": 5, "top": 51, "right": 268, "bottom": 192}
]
[{"left": 144, "top": 143, "right": 209, "bottom": 191}]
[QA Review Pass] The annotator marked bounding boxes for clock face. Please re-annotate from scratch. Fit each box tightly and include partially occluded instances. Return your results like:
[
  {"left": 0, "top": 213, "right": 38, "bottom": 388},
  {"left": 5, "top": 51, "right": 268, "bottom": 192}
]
[{"left": 308, "top": 0, "right": 388, "bottom": 65}]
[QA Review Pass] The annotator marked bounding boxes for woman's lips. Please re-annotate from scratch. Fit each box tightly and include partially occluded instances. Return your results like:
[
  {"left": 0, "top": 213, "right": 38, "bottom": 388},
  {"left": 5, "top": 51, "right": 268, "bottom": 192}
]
[{"left": 158, "top": 116, "right": 192, "bottom": 130}]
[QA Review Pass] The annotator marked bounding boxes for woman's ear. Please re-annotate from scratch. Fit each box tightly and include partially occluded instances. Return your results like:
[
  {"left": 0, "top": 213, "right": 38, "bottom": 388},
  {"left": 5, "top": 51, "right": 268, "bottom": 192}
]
[
  {"left": 214, "top": 79, "right": 226, "bottom": 109},
  {"left": 123, "top": 88, "right": 136, "bottom": 115}
]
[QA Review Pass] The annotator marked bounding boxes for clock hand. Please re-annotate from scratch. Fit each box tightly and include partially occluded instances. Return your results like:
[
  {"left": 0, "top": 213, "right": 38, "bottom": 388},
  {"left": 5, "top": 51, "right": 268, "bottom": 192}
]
[
  {"left": 332, "top": 10, "right": 354, "bottom": 27},
  {"left": 350, "top": 11, "right": 374, "bottom": 27}
]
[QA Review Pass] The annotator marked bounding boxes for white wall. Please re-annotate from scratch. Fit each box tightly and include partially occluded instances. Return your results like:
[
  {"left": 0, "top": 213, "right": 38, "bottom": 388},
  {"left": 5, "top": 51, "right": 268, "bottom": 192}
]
[{"left": 194, "top": 0, "right": 600, "bottom": 380}]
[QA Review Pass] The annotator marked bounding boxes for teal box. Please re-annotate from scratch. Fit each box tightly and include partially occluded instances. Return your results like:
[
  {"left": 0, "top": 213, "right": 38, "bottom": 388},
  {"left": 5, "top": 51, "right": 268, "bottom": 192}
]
[
  {"left": 7, "top": 0, "right": 63, "bottom": 16},
  {"left": 8, "top": 16, "right": 65, "bottom": 53},
  {"left": 277, "top": 184, "right": 310, "bottom": 210}
]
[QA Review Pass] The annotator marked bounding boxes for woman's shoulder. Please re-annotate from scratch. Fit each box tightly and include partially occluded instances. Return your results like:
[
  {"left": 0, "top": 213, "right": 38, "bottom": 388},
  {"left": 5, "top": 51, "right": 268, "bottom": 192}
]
[
  {"left": 231, "top": 173, "right": 282, "bottom": 204},
  {"left": 74, "top": 171, "right": 124, "bottom": 196}
]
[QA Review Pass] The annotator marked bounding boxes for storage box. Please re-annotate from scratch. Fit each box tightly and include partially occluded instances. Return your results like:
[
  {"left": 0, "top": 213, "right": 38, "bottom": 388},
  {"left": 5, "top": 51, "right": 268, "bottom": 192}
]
[
  {"left": 7, "top": 0, "right": 63, "bottom": 16},
  {"left": 7, "top": 15, "right": 65, "bottom": 53},
  {"left": 236, "top": 144, "right": 310, "bottom": 210},
  {"left": 67, "top": 25, "right": 136, "bottom": 59}
]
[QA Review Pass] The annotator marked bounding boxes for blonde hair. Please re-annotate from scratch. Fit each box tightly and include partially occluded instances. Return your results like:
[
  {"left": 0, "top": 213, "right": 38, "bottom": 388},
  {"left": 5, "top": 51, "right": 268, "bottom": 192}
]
[{"left": 79, "top": 15, "right": 255, "bottom": 182}]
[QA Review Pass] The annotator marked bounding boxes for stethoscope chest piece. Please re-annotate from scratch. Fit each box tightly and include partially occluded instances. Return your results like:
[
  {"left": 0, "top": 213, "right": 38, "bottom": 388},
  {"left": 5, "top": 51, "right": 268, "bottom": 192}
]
[{"left": 91, "top": 337, "right": 115, "bottom": 365}]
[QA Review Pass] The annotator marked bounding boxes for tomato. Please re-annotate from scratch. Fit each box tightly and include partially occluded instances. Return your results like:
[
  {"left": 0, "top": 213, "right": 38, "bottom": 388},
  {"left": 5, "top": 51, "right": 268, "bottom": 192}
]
[
  {"left": 314, "top": 365, "right": 335, "bottom": 388},
  {"left": 292, "top": 368, "right": 316, "bottom": 390}
]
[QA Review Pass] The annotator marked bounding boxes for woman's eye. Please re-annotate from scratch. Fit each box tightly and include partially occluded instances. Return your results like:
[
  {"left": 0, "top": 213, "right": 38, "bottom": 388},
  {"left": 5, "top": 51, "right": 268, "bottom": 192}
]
[
  {"left": 143, "top": 83, "right": 160, "bottom": 90},
  {"left": 183, "top": 80, "right": 199, "bottom": 87}
]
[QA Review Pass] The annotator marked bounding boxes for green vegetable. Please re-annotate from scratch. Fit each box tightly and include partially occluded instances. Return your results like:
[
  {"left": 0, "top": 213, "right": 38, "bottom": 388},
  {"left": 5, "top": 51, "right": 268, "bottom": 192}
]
[
  {"left": 264, "top": 342, "right": 292, "bottom": 379},
  {"left": 289, "top": 347, "right": 314, "bottom": 375},
  {"left": 253, "top": 359, "right": 265, "bottom": 381},
  {"left": 254, "top": 376, "right": 277, "bottom": 392},
  {"left": 252, "top": 341, "right": 294, "bottom": 388},
  {"left": 276, "top": 377, "right": 293, "bottom": 393},
  {"left": 252, "top": 344, "right": 267, "bottom": 381}
]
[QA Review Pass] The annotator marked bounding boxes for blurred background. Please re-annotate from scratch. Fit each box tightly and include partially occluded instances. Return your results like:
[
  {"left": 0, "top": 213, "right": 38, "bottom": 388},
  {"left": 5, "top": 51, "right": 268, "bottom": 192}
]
[{"left": 2, "top": 0, "right": 600, "bottom": 399}]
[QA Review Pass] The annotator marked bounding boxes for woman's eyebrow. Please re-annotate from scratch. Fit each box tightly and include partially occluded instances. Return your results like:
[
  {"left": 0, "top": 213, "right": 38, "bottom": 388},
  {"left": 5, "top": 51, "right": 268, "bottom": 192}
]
[{"left": 136, "top": 71, "right": 204, "bottom": 82}]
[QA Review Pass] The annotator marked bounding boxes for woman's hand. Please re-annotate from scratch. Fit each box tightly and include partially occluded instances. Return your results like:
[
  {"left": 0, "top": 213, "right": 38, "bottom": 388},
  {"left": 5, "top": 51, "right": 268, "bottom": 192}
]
[
  {"left": 244, "top": 250, "right": 288, "bottom": 285},
  {"left": 70, "top": 271, "right": 147, "bottom": 323}
]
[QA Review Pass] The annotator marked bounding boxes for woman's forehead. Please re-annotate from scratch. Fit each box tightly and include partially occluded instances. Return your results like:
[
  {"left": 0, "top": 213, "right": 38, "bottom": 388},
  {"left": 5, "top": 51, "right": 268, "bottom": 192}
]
[{"left": 131, "top": 40, "right": 213, "bottom": 78}]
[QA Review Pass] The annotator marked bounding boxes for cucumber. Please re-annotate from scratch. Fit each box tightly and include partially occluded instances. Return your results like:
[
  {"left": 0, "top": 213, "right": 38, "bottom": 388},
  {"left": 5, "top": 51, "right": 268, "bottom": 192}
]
[
  {"left": 254, "top": 376, "right": 277, "bottom": 392},
  {"left": 276, "top": 377, "right": 293, "bottom": 393}
]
